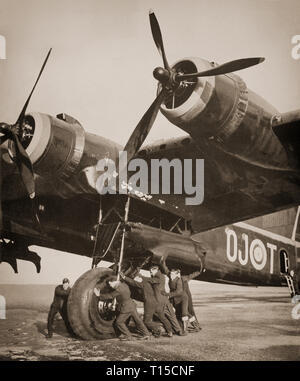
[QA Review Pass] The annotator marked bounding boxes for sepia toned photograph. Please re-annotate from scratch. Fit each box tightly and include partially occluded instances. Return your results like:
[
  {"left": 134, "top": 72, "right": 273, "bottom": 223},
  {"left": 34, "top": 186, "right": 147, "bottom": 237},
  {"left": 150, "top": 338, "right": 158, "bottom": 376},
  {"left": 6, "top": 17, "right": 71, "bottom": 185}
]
[{"left": 0, "top": 0, "right": 299, "bottom": 364}]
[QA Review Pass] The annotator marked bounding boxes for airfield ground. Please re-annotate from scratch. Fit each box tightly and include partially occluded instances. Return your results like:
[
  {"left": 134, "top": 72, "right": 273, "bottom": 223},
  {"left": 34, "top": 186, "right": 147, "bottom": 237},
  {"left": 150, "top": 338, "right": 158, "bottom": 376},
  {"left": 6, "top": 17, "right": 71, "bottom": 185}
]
[{"left": 0, "top": 282, "right": 299, "bottom": 361}]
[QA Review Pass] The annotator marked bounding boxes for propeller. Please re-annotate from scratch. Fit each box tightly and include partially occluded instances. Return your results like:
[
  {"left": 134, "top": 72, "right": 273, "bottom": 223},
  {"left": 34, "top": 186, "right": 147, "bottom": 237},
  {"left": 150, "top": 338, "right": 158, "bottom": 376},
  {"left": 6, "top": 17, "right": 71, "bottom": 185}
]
[
  {"left": 176, "top": 57, "right": 265, "bottom": 80},
  {"left": 0, "top": 48, "right": 52, "bottom": 199},
  {"left": 121, "top": 11, "right": 265, "bottom": 162},
  {"left": 123, "top": 88, "right": 166, "bottom": 162},
  {"left": 149, "top": 9, "right": 170, "bottom": 71}
]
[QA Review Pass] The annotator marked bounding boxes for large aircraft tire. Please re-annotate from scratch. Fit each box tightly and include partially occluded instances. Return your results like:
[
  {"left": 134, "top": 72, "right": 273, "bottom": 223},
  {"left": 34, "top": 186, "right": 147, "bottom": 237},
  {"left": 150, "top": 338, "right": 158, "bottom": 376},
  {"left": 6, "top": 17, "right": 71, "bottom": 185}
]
[
  {"left": 291, "top": 302, "right": 300, "bottom": 320},
  {"left": 67, "top": 267, "right": 117, "bottom": 340}
]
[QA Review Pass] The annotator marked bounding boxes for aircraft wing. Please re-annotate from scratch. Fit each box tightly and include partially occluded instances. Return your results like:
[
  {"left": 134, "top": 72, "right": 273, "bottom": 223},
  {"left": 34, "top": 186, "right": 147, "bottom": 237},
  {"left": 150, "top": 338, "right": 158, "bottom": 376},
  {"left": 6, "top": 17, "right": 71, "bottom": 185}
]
[
  {"left": 2, "top": 9, "right": 300, "bottom": 258},
  {"left": 1, "top": 118, "right": 300, "bottom": 240}
]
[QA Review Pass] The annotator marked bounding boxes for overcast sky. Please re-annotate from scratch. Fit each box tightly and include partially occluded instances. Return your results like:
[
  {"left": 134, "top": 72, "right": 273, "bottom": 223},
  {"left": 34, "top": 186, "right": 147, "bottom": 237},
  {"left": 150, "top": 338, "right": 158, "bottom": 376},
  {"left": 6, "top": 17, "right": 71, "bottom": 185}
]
[{"left": 0, "top": 0, "right": 299, "bottom": 284}]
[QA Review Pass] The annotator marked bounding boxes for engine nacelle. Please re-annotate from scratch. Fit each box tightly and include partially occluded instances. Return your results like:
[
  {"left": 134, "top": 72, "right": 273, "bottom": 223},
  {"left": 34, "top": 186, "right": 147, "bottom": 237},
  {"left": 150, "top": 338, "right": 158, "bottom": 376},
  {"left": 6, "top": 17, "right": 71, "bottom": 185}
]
[
  {"left": 5, "top": 112, "right": 121, "bottom": 197},
  {"left": 15, "top": 112, "right": 86, "bottom": 180},
  {"left": 160, "top": 57, "right": 289, "bottom": 169},
  {"left": 160, "top": 57, "right": 250, "bottom": 139}
]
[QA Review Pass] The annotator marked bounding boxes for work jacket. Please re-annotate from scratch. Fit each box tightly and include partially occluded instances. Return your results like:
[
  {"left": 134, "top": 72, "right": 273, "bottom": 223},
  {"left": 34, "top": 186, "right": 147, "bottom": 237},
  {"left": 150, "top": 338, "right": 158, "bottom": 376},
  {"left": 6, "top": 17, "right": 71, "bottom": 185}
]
[
  {"left": 99, "top": 282, "right": 135, "bottom": 314},
  {"left": 167, "top": 276, "right": 187, "bottom": 305},
  {"left": 51, "top": 285, "right": 70, "bottom": 310},
  {"left": 160, "top": 261, "right": 192, "bottom": 305},
  {"left": 146, "top": 270, "right": 169, "bottom": 305},
  {"left": 124, "top": 276, "right": 158, "bottom": 306}
]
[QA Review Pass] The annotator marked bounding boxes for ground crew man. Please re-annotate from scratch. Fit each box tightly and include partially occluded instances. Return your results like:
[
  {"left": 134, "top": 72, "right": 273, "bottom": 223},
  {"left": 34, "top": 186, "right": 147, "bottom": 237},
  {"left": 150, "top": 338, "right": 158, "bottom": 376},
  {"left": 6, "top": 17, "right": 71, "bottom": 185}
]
[
  {"left": 161, "top": 257, "right": 203, "bottom": 332},
  {"left": 94, "top": 276, "right": 150, "bottom": 341},
  {"left": 46, "top": 278, "right": 72, "bottom": 339},
  {"left": 161, "top": 267, "right": 190, "bottom": 334},
  {"left": 120, "top": 271, "right": 173, "bottom": 337},
  {"left": 146, "top": 265, "right": 185, "bottom": 336}
]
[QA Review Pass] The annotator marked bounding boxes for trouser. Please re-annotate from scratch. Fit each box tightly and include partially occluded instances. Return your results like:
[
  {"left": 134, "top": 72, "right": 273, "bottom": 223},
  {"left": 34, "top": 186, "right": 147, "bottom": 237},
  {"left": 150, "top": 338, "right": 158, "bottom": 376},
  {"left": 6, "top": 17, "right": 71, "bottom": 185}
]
[
  {"left": 173, "top": 293, "right": 189, "bottom": 320},
  {"left": 115, "top": 308, "right": 149, "bottom": 338},
  {"left": 47, "top": 303, "right": 72, "bottom": 335},
  {"left": 163, "top": 300, "right": 182, "bottom": 333},
  {"left": 188, "top": 306, "right": 200, "bottom": 327},
  {"left": 144, "top": 303, "right": 172, "bottom": 334},
  {"left": 186, "top": 290, "right": 200, "bottom": 327},
  {"left": 187, "top": 292, "right": 196, "bottom": 316}
]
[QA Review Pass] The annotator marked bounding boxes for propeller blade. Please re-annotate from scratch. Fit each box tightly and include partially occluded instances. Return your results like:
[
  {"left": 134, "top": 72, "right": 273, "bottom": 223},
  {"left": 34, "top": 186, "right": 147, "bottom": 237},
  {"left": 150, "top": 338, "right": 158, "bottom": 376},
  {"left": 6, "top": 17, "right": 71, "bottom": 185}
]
[
  {"left": 123, "top": 88, "right": 166, "bottom": 163},
  {"left": 177, "top": 57, "right": 265, "bottom": 80},
  {"left": 149, "top": 10, "right": 170, "bottom": 70},
  {"left": 0, "top": 124, "right": 10, "bottom": 144},
  {"left": 15, "top": 48, "right": 52, "bottom": 127},
  {"left": 0, "top": 133, "right": 9, "bottom": 145},
  {"left": 0, "top": 137, "right": 7, "bottom": 145},
  {"left": 10, "top": 131, "right": 35, "bottom": 198}
]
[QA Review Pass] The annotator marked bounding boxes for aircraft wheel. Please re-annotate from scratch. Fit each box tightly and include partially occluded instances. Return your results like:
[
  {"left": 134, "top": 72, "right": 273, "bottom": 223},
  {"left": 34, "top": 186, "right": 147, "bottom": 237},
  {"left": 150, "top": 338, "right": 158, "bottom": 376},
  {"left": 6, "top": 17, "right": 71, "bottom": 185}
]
[
  {"left": 291, "top": 302, "right": 300, "bottom": 320},
  {"left": 67, "top": 267, "right": 117, "bottom": 340}
]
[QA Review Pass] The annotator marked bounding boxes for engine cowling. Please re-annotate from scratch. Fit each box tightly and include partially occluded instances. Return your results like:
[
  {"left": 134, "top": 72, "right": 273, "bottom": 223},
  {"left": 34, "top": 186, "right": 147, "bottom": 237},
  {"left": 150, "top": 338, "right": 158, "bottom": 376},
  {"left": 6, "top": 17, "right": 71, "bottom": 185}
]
[
  {"left": 160, "top": 57, "right": 249, "bottom": 139},
  {"left": 13, "top": 112, "right": 86, "bottom": 180},
  {"left": 4, "top": 112, "right": 121, "bottom": 197},
  {"left": 160, "top": 57, "right": 290, "bottom": 169}
]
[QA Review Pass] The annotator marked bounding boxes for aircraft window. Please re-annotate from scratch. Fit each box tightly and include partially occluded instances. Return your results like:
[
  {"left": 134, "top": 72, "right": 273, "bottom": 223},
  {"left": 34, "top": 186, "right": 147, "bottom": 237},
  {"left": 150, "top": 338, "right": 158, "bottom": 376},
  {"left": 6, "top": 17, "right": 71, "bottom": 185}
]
[{"left": 279, "top": 249, "right": 289, "bottom": 273}]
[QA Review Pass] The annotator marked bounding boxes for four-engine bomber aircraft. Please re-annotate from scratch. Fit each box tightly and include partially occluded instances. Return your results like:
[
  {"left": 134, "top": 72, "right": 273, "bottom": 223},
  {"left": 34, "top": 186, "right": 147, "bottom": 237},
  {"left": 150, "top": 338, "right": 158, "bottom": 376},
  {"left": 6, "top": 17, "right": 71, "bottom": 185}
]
[{"left": 1, "top": 11, "right": 300, "bottom": 339}]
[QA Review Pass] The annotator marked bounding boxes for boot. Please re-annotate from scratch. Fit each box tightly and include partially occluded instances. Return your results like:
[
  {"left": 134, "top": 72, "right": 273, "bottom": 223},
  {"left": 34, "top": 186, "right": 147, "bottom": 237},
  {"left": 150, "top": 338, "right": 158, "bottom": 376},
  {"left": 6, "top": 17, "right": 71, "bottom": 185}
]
[
  {"left": 137, "top": 335, "right": 150, "bottom": 341},
  {"left": 189, "top": 320, "right": 201, "bottom": 332},
  {"left": 194, "top": 319, "right": 202, "bottom": 331},
  {"left": 188, "top": 316, "right": 201, "bottom": 332},
  {"left": 153, "top": 330, "right": 161, "bottom": 338}
]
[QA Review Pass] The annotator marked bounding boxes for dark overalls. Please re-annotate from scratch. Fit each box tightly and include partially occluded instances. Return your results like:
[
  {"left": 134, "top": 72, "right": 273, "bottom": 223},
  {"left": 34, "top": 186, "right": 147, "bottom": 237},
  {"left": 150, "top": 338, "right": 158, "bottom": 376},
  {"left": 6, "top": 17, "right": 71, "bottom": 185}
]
[
  {"left": 182, "top": 271, "right": 201, "bottom": 316},
  {"left": 124, "top": 276, "right": 172, "bottom": 335},
  {"left": 47, "top": 285, "right": 71, "bottom": 336},
  {"left": 99, "top": 282, "right": 149, "bottom": 338},
  {"left": 147, "top": 270, "right": 183, "bottom": 334},
  {"left": 182, "top": 271, "right": 202, "bottom": 330},
  {"left": 160, "top": 261, "right": 189, "bottom": 320},
  {"left": 167, "top": 277, "right": 189, "bottom": 320}
]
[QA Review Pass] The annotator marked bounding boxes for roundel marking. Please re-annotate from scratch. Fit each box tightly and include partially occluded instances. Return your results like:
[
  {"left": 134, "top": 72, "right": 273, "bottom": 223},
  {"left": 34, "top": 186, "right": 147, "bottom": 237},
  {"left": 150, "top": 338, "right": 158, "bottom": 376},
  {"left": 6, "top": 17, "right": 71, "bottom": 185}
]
[{"left": 249, "top": 239, "right": 267, "bottom": 271}]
